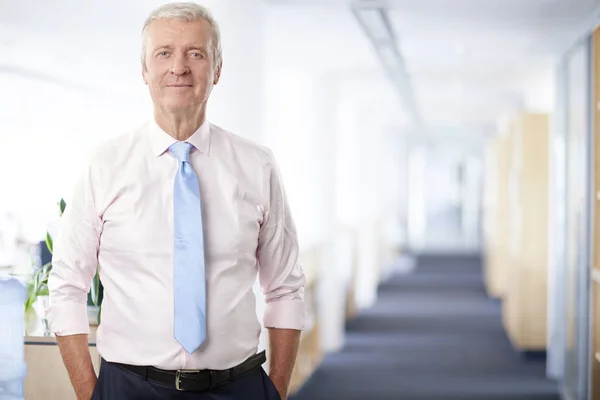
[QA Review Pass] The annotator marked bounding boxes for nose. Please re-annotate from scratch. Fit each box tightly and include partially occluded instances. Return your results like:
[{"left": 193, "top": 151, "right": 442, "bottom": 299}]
[{"left": 170, "top": 55, "right": 190, "bottom": 76}]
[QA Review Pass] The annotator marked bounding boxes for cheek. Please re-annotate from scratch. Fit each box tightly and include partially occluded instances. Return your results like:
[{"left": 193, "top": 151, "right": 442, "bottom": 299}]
[{"left": 148, "top": 73, "right": 165, "bottom": 89}]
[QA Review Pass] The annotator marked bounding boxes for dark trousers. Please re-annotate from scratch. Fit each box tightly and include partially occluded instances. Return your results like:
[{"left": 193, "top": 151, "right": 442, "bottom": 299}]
[{"left": 91, "top": 359, "right": 281, "bottom": 400}]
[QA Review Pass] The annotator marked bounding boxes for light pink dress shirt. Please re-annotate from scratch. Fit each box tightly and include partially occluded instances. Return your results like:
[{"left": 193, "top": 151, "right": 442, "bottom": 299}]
[{"left": 47, "top": 119, "right": 306, "bottom": 370}]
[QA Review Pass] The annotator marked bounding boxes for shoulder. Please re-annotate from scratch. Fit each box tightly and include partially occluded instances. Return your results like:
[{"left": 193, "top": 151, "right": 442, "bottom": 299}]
[
  {"left": 209, "top": 123, "right": 276, "bottom": 167},
  {"left": 85, "top": 124, "right": 145, "bottom": 176}
]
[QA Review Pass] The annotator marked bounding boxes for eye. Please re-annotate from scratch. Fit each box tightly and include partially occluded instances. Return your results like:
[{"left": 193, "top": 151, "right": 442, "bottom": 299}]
[
  {"left": 191, "top": 52, "right": 204, "bottom": 59},
  {"left": 157, "top": 51, "right": 170, "bottom": 57}
]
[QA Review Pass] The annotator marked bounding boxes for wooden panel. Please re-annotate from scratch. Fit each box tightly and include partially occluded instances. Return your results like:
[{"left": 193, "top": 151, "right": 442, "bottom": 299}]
[
  {"left": 482, "top": 132, "right": 511, "bottom": 298},
  {"left": 502, "top": 112, "right": 550, "bottom": 350},
  {"left": 593, "top": 281, "right": 600, "bottom": 399},
  {"left": 590, "top": 25, "right": 600, "bottom": 400}
]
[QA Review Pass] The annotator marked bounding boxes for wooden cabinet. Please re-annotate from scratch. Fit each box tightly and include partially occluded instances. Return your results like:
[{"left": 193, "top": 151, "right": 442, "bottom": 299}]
[
  {"left": 483, "top": 131, "right": 511, "bottom": 298},
  {"left": 500, "top": 113, "right": 550, "bottom": 351}
]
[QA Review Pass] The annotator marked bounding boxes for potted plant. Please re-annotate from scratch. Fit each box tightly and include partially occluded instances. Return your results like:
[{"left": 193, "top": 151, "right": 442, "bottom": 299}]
[{"left": 25, "top": 199, "right": 103, "bottom": 334}]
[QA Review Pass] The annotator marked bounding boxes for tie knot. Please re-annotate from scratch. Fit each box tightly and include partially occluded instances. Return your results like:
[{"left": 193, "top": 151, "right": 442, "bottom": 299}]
[{"left": 169, "top": 142, "right": 193, "bottom": 163}]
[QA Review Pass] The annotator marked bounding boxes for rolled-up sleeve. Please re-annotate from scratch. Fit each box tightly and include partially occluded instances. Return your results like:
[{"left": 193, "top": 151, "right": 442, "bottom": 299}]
[
  {"left": 257, "top": 151, "right": 306, "bottom": 331},
  {"left": 47, "top": 161, "right": 102, "bottom": 336}
]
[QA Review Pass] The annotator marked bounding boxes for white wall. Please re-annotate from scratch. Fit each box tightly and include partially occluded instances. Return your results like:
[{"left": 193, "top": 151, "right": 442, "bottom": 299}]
[
  {"left": 263, "top": 69, "right": 322, "bottom": 248},
  {"left": 521, "top": 66, "right": 556, "bottom": 114},
  {"left": 204, "top": 0, "right": 266, "bottom": 143}
]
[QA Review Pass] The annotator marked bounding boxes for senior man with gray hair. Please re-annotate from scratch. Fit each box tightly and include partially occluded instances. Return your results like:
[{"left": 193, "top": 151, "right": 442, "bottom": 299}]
[{"left": 47, "top": 2, "right": 305, "bottom": 399}]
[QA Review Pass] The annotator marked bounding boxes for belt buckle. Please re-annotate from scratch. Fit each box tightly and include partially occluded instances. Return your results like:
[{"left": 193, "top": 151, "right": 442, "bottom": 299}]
[
  {"left": 175, "top": 369, "right": 200, "bottom": 391},
  {"left": 175, "top": 369, "right": 217, "bottom": 392}
]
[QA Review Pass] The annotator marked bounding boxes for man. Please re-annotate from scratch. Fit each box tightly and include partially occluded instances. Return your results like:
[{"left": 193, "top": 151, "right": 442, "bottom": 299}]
[{"left": 47, "top": 2, "right": 305, "bottom": 399}]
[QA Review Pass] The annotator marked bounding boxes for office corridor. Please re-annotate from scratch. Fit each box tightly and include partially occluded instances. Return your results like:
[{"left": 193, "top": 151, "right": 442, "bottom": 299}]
[{"left": 291, "top": 253, "right": 560, "bottom": 400}]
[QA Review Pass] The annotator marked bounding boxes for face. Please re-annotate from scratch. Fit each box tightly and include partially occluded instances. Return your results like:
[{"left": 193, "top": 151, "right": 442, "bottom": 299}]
[{"left": 142, "top": 18, "right": 221, "bottom": 113}]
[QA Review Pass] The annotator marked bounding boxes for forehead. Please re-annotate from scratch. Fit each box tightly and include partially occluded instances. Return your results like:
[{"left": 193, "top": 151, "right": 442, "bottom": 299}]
[{"left": 146, "top": 19, "right": 213, "bottom": 48}]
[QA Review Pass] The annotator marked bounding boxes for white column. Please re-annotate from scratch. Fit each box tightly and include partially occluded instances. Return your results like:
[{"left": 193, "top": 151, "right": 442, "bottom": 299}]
[
  {"left": 312, "top": 74, "right": 346, "bottom": 353},
  {"left": 407, "top": 144, "right": 427, "bottom": 251},
  {"left": 379, "top": 127, "right": 405, "bottom": 278},
  {"left": 461, "top": 156, "right": 483, "bottom": 250},
  {"left": 355, "top": 104, "right": 387, "bottom": 309},
  {"left": 335, "top": 81, "right": 387, "bottom": 312},
  {"left": 334, "top": 82, "right": 362, "bottom": 305}
]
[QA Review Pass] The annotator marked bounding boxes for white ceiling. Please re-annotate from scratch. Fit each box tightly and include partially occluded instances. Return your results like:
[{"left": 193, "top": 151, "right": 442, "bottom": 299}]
[{"left": 266, "top": 0, "right": 599, "bottom": 133}]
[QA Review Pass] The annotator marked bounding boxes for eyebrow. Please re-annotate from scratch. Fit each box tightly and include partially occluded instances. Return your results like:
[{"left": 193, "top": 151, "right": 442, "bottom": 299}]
[{"left": 154, "top": 45, "right": 208, "bottom": 52}]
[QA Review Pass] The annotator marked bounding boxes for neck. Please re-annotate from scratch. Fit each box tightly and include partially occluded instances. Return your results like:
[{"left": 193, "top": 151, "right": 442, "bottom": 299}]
[{"left": 154, "top": 105, "right": 206, "bottom": 141}]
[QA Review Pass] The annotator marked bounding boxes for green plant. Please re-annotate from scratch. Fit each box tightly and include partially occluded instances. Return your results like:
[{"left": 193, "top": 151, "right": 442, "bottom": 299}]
[{"left": 25, "top": 198, "right": 103, "bottom": 321}]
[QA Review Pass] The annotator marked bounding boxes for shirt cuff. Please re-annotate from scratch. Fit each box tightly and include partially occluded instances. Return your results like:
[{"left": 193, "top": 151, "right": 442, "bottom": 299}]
[
  {"left": 263, "top": 299, "right": 306, "bottom": 330},
  {"left": 47, "top": 301, "right": 91, "bottom": 336}
]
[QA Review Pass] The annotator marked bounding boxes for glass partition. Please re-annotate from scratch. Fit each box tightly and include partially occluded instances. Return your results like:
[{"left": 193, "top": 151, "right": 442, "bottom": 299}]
[
  {"left": 547, "top": 59, "right": 568, "bottom": 381},
  {"left": 563, "top": 36, "right": 592, "bottom": 400}
]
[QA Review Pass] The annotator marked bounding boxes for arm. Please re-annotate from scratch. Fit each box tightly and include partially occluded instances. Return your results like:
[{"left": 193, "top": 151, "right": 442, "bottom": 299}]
[
  {"left": 47, "top": 161, "right": 102, "bottom": 399},
  {"left": 257, "top": 151, "right": 306, "bottom": 399},
  {"left": 56, "top": 334, "right": 97, "bottom": 400},
  {"left": 268, "top": 328, "right": 301, "bottom": 399}
]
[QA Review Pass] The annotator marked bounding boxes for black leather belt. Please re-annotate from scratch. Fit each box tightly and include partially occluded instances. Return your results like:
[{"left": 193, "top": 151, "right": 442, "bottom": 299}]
[{"left": 110, "top": 350, "right": 266, "bottom": 391}]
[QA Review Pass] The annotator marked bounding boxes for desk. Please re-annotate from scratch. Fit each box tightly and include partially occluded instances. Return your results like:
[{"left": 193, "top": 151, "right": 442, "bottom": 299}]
[{"left": 24, "top": 328, "right": 100, "bottom": 400}]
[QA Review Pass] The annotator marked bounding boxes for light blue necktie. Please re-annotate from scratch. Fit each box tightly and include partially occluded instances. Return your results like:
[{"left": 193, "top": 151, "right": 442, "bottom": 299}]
[{"left": 169, "top": 142, "right": 206, "bottom": 354}]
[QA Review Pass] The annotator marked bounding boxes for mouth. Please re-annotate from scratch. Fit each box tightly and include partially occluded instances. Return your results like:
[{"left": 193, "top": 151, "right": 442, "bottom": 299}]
[{"left": 167, "top": 84, "right": 193, "bottom": 88}]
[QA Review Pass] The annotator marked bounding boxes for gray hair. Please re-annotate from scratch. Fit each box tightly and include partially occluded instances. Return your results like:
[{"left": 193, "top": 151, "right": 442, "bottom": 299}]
[{"left": 141, "top": 2, "right": 222, "bottom": 70}]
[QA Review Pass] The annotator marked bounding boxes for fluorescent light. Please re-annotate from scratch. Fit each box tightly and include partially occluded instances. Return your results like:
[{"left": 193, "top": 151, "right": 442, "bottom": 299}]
[
  {"left": 379, "top": 44, "right": 399, "bottom": 70},
  {"left": 357, "top": 8, "right": 390, "bottom": 43}
]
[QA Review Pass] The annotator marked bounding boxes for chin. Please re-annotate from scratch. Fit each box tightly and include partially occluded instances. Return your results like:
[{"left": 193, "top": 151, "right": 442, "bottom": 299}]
[{"left": 162, "top": 101, "right": 196, "bottom": 113}]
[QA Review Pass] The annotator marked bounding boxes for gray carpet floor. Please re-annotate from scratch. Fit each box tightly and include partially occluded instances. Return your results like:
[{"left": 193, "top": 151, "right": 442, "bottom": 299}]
[{"left": 290, "top": 253, "right": 560, "bottom": 400}]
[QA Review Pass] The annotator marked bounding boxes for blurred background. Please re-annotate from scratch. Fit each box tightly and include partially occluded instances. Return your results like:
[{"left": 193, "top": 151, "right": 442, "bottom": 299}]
[{"left": 1, "top": 0, "right": 600, "bottom": 399}]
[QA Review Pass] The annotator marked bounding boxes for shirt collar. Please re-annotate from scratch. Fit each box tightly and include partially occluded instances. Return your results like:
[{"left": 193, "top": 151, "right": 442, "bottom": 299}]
[{"left": 148, "top": 118, "right": 211, "bottom": 158}]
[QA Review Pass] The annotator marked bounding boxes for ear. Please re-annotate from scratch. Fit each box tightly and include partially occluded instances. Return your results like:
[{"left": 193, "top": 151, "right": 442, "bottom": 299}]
[
  {"left": 142, "top": 64, "right": 148, "bottom": 85},
  {"left": 213, "top": 61, "right": 222, "bottom": 85}
]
